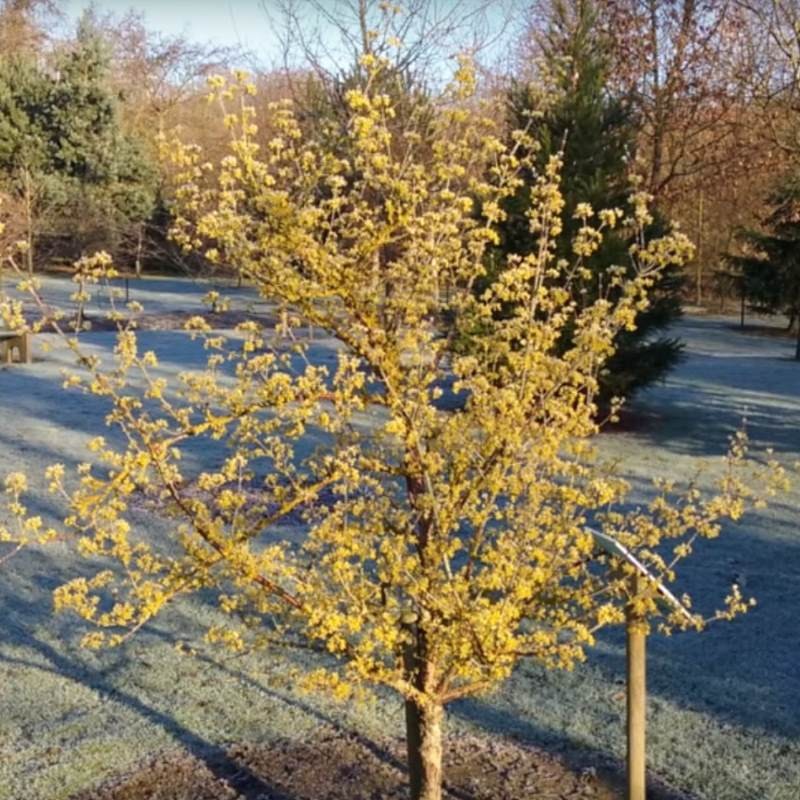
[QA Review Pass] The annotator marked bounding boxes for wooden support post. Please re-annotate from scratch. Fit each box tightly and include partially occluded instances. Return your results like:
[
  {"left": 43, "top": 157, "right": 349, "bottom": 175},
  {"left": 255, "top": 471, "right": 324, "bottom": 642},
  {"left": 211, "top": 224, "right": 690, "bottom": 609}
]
[
  {"left": 0, "top": 333, "right": 32, "bottom": 364},
  {"left": 19, "top": 332, "right": 31, "bottom": 364},
  {"left": 587, "top": 528, "right": 691, "bottom": 800},
  {"left": 626, "top": 577, "right": 647, "bottom": 800}
]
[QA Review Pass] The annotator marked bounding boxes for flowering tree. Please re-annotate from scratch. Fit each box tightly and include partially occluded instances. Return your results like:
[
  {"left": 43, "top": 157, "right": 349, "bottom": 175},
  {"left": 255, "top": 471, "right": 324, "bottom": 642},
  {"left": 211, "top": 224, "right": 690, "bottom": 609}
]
[
  {"left": 2, "top": 64, "right": 783, "bottom": 800},
  {"left": 0, "top": 472, "right": 57, "bottom": 567}
]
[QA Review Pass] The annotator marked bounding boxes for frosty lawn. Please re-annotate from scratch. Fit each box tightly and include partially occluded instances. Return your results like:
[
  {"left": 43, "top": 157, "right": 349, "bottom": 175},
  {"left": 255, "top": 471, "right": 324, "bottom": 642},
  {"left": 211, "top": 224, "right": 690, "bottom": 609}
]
[{"left": 0, "top": 278, "right": 798, "bottom": 800}]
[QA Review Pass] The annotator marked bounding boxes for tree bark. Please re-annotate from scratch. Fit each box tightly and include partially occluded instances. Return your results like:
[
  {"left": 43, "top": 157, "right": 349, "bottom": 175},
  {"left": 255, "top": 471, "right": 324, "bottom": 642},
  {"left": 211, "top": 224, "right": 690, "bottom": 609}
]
[
  {"left": 794, "top": 324, "right": 800, "bottom": 361},
  {"left": 403, "top": 468, "right": 443, "bottom": 800},
  {"left": 405, "top": 697, "right": 444, "bottom": 800},
  {"left": 740, "top": 285, "right": 746, "bottom": 329},
  {"left": 135, "top": 223, "right": 144, "bottom": 278},
  {"left": 23, "top": 167, "right": 35, "bottom": 275},
  {"left": 696, "top": 191, "right": 704, "bottom": 306}
]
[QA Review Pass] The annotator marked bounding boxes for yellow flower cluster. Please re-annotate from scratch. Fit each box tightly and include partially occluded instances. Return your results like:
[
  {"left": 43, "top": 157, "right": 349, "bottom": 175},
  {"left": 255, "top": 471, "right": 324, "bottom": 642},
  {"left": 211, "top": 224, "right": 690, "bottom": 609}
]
[{"left": 0, "top": 60, "right": 786, "bottom": 720}]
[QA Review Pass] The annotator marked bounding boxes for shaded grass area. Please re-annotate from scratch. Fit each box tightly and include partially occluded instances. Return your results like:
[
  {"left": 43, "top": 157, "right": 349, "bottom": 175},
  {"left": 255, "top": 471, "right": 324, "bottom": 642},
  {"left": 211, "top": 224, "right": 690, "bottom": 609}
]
[{"left": 0, "top": 286, "right": 798, "bottom": 800}]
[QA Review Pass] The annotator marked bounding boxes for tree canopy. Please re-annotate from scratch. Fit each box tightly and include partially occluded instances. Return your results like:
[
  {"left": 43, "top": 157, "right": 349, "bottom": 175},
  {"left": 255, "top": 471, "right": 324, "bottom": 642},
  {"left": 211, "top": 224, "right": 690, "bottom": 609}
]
[{"left": 3, "top": 63, "right": 775, "bottom": 800}]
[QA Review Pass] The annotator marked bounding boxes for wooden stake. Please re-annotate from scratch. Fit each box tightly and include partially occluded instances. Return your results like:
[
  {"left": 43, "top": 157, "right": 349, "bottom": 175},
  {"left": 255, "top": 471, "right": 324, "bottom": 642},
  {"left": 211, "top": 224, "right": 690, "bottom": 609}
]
[{"left": 626, "top": 578, "right": 647, "bottom": 800}]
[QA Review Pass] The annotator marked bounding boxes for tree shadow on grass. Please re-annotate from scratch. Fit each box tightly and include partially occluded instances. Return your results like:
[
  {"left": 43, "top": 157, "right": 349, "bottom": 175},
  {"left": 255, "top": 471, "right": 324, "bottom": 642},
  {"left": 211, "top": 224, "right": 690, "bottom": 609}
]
[
  {"left": 0, "top": 543, "right": 287, "bottom": 797},
  {"left": 583, "top": 476, "right": 800, "bottom": 743},
  {"left": 620, "top": 318, "right": 800, "bottom": 458},
  {"left": 0, "top": 629, "right": 289, "bottom": 800},
  {"left": 133, "top": 622, "right": 486, "bottom": 800},
  {"left": 0, "top": 614, "right": 487, "bottom": 800},
  {"left": 0, "top": 548, "right": 408, "bottom": 800},
  {"left": 450, "top": 696, "right": 690, "bottom": 800}
]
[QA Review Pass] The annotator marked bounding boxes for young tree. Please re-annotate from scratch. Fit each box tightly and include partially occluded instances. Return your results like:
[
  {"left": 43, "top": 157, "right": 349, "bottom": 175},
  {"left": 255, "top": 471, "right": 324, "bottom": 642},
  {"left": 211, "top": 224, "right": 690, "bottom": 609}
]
[
  {"left": 13, "top": 66, "right": 780, "bottom": 800},
  {"left": 495, "top": 0, "right": 684, "bottom": 404},
  {"left": 48, "top": 20, "right": 158, "bottom": 265},
  {"left": 727, "top": 175, "right": 800, "bottom": 358}
]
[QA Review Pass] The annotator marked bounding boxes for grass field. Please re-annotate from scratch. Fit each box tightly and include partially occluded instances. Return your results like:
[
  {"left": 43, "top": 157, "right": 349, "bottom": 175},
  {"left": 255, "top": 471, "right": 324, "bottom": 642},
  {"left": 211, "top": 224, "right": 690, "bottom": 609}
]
[{"left": 1, "top": 278, "right": 798, "bottom": 800}]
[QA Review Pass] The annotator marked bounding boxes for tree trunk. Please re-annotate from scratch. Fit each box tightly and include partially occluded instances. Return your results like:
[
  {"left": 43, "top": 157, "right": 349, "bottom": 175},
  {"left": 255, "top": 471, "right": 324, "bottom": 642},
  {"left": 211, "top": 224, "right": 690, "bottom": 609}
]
[
  {"left": 647, "top": 1, "right": 664, "bottom": 197},
  {"left": 696, "top": 192, "right": 704, "bottom": 306},
  {"left": 740, "top": 286, "right": 746, "bottom": 329},
  {"left": 23, "top": 168, "right": 35, "bottom": 275},
  {"left": 405, "top": 698, "right": 444, "bottom": 800},
  {"left": 135, "top": 223, "right": 144, "bottom": 278},
  {"left": 795, "top": 324, "right": 800, "bottom": 361},
  {"left": 403, "top": 473, "right": 443, "bottom": 800}
]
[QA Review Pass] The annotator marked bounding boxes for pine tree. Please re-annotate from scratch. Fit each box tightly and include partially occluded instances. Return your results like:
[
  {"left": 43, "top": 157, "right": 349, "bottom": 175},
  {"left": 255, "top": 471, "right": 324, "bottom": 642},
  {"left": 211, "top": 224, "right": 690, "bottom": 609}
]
[
  {"left": 0, "top": 18, "right": 156, "bottom": 269},
  {"left": 49, "top": 19, "right": 158, "bottom": 262},
  {"left": 728, "top": 176, "right": 800, "bottom": 360},
  {"left": 0, "top": 55, "right": 60, "bottom": 271},
  {"left": 493, "top": 0, "right": 684, "bottom": 407}
]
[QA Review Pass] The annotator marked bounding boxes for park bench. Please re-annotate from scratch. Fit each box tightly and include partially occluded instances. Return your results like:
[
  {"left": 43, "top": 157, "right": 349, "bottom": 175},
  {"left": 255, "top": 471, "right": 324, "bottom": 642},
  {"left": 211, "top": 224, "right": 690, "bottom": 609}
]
[{"left": 0, "top": 331, "right": 32, "bottom": 364}]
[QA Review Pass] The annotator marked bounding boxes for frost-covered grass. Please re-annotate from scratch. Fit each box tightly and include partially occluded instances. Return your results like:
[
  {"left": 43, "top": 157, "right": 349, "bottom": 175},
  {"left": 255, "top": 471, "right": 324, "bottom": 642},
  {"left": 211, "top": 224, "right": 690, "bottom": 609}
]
[
  {"left": 0, "top": 281, "right": 798, "bottom": 800},
  {"left": 2, "top": 273, "right": 264, "bottom": 316}
]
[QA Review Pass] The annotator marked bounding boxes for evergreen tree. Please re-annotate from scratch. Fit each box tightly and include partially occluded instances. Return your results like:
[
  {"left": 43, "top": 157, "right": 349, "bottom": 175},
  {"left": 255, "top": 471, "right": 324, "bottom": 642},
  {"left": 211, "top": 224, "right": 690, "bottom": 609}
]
[
  {"left": 0, "top": 55, "right": 61, "bottom": 271},
  {"left": 0, "top": 18, "right": 156, "bottom": 269},
  {"left": 493, "top": 0, "right": 684, "bottom": 406},
  {"left": 728, "top": 176, "right": 800, "bottom": 359},
  {"left": 49, "top": 20, "right": 157, "bottom": 262}
]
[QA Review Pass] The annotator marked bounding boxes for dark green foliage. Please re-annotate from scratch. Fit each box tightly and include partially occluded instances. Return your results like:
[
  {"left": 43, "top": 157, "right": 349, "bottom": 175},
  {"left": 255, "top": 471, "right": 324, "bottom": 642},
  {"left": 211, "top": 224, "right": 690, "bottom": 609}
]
[
  {"left": 0, "top": 17, "right": 157, "bottom": 267},
  {"left": 490, "top": 0, "right": 684, "bottom": 406},
  {"left": 0, "top": 57, "right": 49, "bottom": 171},
  {"left": 296, "top": 59, "right": 434, "bottom": 169},
  {"left": 728, "top": 176, "right": 800, "bottom": 358}
]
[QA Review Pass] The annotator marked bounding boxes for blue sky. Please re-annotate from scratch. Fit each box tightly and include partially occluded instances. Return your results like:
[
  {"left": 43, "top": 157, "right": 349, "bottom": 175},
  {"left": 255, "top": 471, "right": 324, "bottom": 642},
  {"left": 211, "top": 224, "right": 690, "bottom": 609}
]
[
  {"left": 60, "top": 1, "right": 522, "bottom": 74},
  {"left": 62, "top": 0, "right": 281, "bottom": 58}
]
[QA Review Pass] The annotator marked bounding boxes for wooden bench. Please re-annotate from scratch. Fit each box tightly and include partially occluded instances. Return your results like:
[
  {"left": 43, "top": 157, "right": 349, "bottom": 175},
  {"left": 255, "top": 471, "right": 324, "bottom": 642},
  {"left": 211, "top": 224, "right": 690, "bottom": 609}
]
[{"left": 0, "top": 331, "right": 32, "bottom": 364}]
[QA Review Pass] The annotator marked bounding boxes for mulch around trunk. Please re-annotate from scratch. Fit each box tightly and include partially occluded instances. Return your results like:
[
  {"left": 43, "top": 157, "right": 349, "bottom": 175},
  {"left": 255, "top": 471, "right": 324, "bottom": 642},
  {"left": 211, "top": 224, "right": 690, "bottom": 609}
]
[{"left": 71, "top": 726, "right": 691, "bottom": 800}]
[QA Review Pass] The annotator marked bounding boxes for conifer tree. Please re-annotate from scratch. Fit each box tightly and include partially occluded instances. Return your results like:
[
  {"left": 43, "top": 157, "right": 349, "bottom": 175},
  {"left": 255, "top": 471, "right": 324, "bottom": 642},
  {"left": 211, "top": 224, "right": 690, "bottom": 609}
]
[
  {"left": 0, "top": 55, "right": 58, "bottom": 272},
  {"left": 0, "top": 18, "right": 156, "bottom": 269},
  {"left": 728, "top": 176, "right": 800, "bottom": 359},
  {"left": 494, "top": 0, "right": 684, "bottom": 406}
]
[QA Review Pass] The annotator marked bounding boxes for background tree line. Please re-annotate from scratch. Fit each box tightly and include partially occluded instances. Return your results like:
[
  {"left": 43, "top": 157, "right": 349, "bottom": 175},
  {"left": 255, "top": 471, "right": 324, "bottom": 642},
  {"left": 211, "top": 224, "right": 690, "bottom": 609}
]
[{"left": 4, "top": 0, "right": 800, "bottom": 367}]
